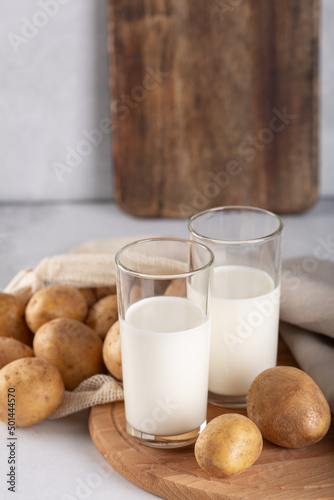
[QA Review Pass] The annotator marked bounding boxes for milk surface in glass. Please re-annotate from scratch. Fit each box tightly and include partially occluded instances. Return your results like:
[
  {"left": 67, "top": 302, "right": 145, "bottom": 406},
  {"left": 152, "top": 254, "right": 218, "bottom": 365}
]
[
  {"left": 210, "top": 265, "right": 280, "bottom": 396},
  {"left": 120, "top": 295, "right": 210, "bottom": 436}
]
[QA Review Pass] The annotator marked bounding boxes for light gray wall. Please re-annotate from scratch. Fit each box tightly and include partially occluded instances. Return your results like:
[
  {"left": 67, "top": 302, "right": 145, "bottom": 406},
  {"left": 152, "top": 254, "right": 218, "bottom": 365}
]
[
  {"left": 0, "top": 0, "right": 112, "bottom": 201},
  {"left": 0, "top": 0, "right": 333, "bottom": 202}
]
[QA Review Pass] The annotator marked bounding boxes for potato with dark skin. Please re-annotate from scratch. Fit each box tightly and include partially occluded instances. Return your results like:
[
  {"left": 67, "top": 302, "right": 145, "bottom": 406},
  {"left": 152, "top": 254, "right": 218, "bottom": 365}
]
[
  {"left": 0, "top": 292, "right": 33, "bottom": 345},
  {"left": 25, "top": 284, "right": 88, "bottom": 333},
  {"left": 103, "top": 320, "right": 122, "bottom": 380},
  {"left": 11, "top": 287, "right": 32, "bottom": 308},
  {"left": 0, "top": 357, "right": 64, "bottom": 427},
  {"left": 78, "top": 288, "right": 97, "bottom": 308},
  {"left": 164, "top": 279, "right": 186, "bottom": 297},
  {"left": 195, "top": 413, "right": 263, "bottom": 477},
  {"left": 0, "top": 337, "right": 34, "bottom": 369},
  {"left": 33, "top": 318, "right": 105, "bottom": 390},
  {"left": 247, "top": 366, "right": 331, "bottom": 448},
  {"left": 94, "top": 285, "right": 117, "bottom": 300},
  {"left": 85, "top": 294, "right": 118, "bottom": 340}
]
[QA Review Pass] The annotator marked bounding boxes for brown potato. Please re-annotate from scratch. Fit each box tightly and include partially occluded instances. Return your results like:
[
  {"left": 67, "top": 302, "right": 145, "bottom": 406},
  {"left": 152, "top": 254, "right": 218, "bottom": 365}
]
[
  {"left": 95, "top": 285, "right": 117, "bottom": 300},
  {"left": 33, "top": 318, "right": 105, "bottom": 390},
  {"left": 78, "top": 287, "right": 97, "bottom": 308},
  {"left": 85, "top": 294, "right": 118, "bottom": 340},
  {"left": 195, "top": 413, "right": 263, "bottom": 477},
  {"left": 0, "top": 292, "right": 33, "bottom": 345},
  {"left": 164, "top": 279, "right": 186, "bottom": 297},
  {"left": 247, "top": 366, "right": 331, "bottom": 448},
  {"left": 12, "top": 287, "right": 32, "bottom": 308},
  {"left": 0, "top": 337, "right": 34, "bottom": 369},
  {"left": 103, "top": 320, "right": 122, "bottom": 380},
  {"left": 129, "top": 284, "right": 142, "bottom": 303},
  {"left": 0, "top": 357, "right": 64, "bottom": 427},
  {"left": 25, "top": 284, "right": 88, "bottom": 333}
]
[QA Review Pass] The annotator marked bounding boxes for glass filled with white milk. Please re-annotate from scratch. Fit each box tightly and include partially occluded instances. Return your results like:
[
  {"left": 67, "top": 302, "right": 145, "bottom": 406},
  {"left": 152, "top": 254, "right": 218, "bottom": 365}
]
[
  {"left": 115, "top": 237, "right": 214, "bottom": 448},
  {"left": 189, "top": 206, "right": 283, "bottom": 409}
]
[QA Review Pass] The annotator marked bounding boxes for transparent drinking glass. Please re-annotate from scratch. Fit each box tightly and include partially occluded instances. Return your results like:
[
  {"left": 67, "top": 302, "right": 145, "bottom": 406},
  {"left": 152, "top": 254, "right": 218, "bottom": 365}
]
[
  {"left": 115, "top": 237, "right": 214, "bottom": 448},
  {"left": 188, "top": 206, "right": 283, "bottom": 409}
]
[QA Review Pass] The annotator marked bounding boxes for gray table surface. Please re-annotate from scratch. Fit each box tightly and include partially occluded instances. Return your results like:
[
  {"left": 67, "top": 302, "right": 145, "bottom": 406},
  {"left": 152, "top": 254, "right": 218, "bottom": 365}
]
[
  {"left": 1, "top": 198, "right": 334, "bottom": 290},
  {"left": 0, "top": 199, "right": 333, "bottom": 500}
]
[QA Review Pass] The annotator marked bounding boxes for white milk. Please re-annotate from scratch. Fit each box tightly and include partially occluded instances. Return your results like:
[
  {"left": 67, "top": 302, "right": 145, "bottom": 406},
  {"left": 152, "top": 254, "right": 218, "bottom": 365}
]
[
  {"left": 210, "top": 265, "right": 280, "bottom": 396},
  {"left": 120, "top": 296, "right": 210, "bottom": 436}
]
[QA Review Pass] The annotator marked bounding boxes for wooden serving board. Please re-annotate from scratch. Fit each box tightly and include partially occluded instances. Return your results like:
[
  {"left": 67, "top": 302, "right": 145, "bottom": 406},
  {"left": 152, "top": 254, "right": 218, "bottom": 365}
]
[
  {"left": 108, "top": 0, "right": 319, "bottom": 217},
  {"left": 89, "top": 339, "right": 334, "bottom": 499}
]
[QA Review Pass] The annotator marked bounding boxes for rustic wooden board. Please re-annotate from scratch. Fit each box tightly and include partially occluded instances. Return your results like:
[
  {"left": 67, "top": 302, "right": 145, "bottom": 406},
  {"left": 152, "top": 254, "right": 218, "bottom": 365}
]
[
  {"left": 108, "top": 0, "right": 319, "bottom": 217},
  {"left": 89, "top": 338, "right": 334, "bottom": 499}
]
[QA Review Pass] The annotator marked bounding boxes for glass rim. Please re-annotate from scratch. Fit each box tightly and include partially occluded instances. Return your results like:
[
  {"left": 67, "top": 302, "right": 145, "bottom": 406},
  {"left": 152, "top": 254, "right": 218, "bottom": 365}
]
[
  {"left": 115, "top": 237, "right": 214, "bottom": 280},
  {"left": 188, "top": 205, "right": 284, "bottom": 245}
]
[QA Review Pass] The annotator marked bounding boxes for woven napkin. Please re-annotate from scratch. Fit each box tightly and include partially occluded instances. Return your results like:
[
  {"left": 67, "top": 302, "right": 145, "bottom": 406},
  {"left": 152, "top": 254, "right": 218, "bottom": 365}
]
[{"left": 280, "top": 257, "right": 334, "bottom": 413}]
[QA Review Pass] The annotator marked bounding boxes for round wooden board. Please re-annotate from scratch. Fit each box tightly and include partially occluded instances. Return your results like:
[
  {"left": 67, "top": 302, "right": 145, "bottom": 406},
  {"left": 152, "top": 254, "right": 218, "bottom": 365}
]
[{"left": 89, "top": 340, "right": 334, "bottom": 499}]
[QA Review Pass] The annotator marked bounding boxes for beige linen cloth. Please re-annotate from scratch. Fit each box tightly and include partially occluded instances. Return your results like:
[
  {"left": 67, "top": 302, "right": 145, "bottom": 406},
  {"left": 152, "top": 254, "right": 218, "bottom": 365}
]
[
  {"left": 280, "top": 257, "right": 334, "bottom": 414},
  {"left": 4, "top": 239, "right": 334, "bottom": 417}
]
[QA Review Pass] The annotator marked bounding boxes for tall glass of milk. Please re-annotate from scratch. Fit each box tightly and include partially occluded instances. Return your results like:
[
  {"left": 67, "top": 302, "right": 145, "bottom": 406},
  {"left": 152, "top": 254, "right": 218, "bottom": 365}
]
[
  {"left": 189, "top": 206, "right": 283, "bottom": 409},
  {"left": 115, "top": 237, "right": 214, "bottom": 448}
]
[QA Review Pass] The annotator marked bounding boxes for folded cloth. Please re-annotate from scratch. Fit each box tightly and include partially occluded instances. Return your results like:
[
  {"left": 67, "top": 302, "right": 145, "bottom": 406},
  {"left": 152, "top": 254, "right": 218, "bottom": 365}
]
[
  {"left": 280, "top": 257, "right": 334, "bottom": 413},
  {"left": 280, "top": 322, "right": 334, "bottom": 413},
  {"left": 4, "top": 235, "right": 153, "bottom": 296},
  {"left": 280, "top": 257, "right": 334, "bottom": 339}
]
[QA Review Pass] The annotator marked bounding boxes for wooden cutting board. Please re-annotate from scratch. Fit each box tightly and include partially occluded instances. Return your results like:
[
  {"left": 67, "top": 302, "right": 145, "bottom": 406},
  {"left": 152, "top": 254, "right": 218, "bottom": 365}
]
[
  {"left": 89, "top": 338, "right": 334, "bottom": 499},
  {"left": 108, "top": 0, "right": 319, "bottom": 217}
]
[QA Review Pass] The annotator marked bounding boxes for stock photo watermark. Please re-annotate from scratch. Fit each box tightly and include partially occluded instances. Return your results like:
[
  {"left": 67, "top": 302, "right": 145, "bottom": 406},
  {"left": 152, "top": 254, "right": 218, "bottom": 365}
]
[
  {"left": 52, "top": 65, "right": 169, "bottom": 183},
  {"left": 59, "top": 398, "right": 178, "bottom": 498},
  {"left": 61, "top": 460, "right": 112, "bottom": 500},
  {"left": 222, "top": 232, "right": 334, "bottom": 353},
  {"left": 283, "top": 235, "right": 334, "bottom": 279},
  {"left": 140, "top": 396, "right": 179, "bottom": 434},
  {"left": 178, "top": 160, "right": 243, "bottom": 217},
  {"left": 5, "top": 388, "right": 17, "bottom": 493},
  {"left": 179, "top": 105, "right": 297, "bottom": 216},
  {"left": 223, "top": 289, "right": 280, "bottom": 354},
  {"left": 237, "top": 106, "right": 297, "bottom": 161},
  {"left": 7, "top": 0, "right": 72, "bottom": 53}
]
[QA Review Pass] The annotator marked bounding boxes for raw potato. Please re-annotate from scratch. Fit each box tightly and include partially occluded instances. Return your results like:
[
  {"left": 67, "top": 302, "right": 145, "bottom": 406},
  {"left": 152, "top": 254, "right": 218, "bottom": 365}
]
[
  {"left": 0, "top": 357, "right": 64, "bottom": 427},
  {"left": 164, "top": 279, "right": 186, "bottom": 297},
  {"left": 0, "top": 292, "right": 33, "bottom": 345},
  {"left": 85, "top": 294, "right": 118, "bottom": 340},
  {"left": 0, "top": 337, "right": 34, "bottom": 369},
  {"left": 12, "top": 287, "right": 32, "bottom": 308},
  {"left": 195, "top": 413, "right": 263, "bottom": 477},
  {"left": 25, "top": 284, "right": 88, "bottom": 333},
  {"left": 33, "top": 318, "right": 105, "bottom": 390},
  {"left": 103, "top": 320, "right": 122, "bottom": 380},
  {"left": 78, "top": 287, "right": 97, "bottom": 308},
  {"left": 247, "top": 366, "right": 331, "bottom": 448},
  {"left": 95, "top": 285, "right": 117, "bottom": 300},
  {"left": 129, "top": 284, "right": 142, "bottom": 303}
]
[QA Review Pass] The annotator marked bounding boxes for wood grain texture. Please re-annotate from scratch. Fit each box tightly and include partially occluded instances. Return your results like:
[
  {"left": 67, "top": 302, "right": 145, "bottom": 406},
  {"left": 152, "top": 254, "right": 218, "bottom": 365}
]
[
  {"left": 108, "top": 0, "right": 319, "bottom": 217},
  {"left": 89, "top": 337, "right": 334, "bottom": 499}
]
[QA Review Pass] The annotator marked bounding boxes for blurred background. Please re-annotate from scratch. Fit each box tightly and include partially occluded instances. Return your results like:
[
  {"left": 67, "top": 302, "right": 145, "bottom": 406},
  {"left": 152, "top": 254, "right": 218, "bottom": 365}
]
[{"left": 1, "top": 0, "right": 333, "bottom": 203}]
